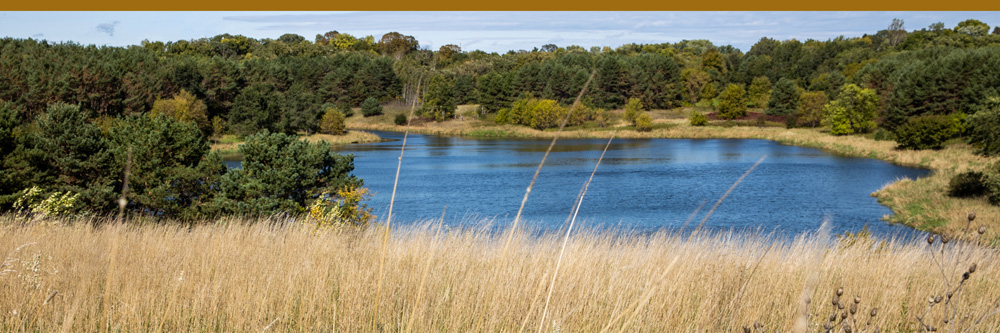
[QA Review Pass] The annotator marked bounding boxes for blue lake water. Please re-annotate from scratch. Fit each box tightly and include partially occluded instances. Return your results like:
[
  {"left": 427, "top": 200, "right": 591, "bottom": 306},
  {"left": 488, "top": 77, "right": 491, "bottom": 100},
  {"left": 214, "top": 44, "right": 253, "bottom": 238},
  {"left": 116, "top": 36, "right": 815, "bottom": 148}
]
[{"left": 226, "top": 131, "right": 932, "bottom": 237}]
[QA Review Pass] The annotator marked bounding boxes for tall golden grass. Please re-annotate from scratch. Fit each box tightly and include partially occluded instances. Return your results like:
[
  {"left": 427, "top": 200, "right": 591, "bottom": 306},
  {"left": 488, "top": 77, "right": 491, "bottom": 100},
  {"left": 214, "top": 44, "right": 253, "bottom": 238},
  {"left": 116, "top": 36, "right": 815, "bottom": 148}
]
[{"left": 1, "top": 215, "right": 997, "bottom": 331}]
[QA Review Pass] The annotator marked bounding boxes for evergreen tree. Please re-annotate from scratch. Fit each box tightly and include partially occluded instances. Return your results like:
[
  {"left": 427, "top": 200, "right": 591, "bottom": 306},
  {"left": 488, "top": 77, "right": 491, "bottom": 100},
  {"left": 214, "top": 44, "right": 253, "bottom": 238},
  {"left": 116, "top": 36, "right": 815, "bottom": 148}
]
[{"left": 766, "top": 78, "right": 800, "bottom": 116}]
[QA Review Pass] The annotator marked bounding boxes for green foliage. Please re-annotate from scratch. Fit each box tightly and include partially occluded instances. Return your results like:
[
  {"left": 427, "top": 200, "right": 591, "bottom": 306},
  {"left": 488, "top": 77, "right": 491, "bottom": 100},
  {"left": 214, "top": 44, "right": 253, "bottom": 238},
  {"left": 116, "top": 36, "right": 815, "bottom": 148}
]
[
  {"left": 747, "top": 76, "right": 772, "bottom": 108},
  {"left": 215, "top": 131, "right": 362, "bottom": 217},
  {"left": 108, "top": 114, "right": 224, "bottom": 219},
  {"left": 150, "top": 89, "right": 211, "bottom": 137},
  {"left": 394, "top": 113, "right": 408, "bottom": 126},
  {"left": 476, "top": 72, "right": 513, "bottom": 113},
  {"left": 421, "top": 75, "right": 456, "bottom": 121},
  {"left": 496, "top": 96, "right": 591, "bottom": 130},
  {"left": 211, "top": 116, "right": 228, "bottom": 137},
  {"left": 955, "top": 19, "right": 990, "bottom": 37},
  {"left": 948, "top": 171, "right": 987, "bottom": 197},
  {"left": 699, "top": 82, "right": 717, "bottom": 102},
  {"left": 872, "top": 128, "right": 897, "bottom": 141},
  {"left": 338, "top": 103, "right": 354, "bottom": 118},
  {"left": 634, "top": 112, "right": 653, "bottom": 132},
  {"left": 766, "top": 78, "right": 800, "bottom": 116},
  {"left": 306, "top": 186, "right": 375, "bottom": 229},
  {"left": 681, "top": 69, "right": 711, "bottom": 103},
  {"left": 230, "top": 83, "right": 286, "bottom": 137},
  {"left": 825, "top": 84, "right": 878, "bottom": 135},
  {"left": 717, "top": 84, "right": 748, "bottom": 120},
  {"left": 30, "top": 103, "right": 117, "bottom": 212},
  {"left": 894, "top": 114, "right": 957, "bottom": 150},
  {"left": 797, "top": 91, "right": 828, "bottom": 127},
  {"left": 361, "top": 97, "right": 383, "bottom": 117},
  {"left": 13, "top": 186, "right": 80, "bottom": 218},
  {"left": 689, "top": 111, "right": 708, "bottom": 126},
  {"left": 624, "top": 97, "right": 644, "bottom": 126},
  {"left": 967, "top": 97, "right": 1000, "bottom": 156},
  {"left": 319, "top": 108, "right": 346, "bottom": 135}
]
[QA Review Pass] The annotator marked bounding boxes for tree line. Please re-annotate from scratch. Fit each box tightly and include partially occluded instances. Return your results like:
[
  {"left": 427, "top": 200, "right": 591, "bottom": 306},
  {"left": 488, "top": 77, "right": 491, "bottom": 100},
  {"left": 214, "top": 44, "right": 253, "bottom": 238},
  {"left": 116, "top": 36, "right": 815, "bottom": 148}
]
[{"left": 3, "top": 19, "right": 1000, "bottom": 218}]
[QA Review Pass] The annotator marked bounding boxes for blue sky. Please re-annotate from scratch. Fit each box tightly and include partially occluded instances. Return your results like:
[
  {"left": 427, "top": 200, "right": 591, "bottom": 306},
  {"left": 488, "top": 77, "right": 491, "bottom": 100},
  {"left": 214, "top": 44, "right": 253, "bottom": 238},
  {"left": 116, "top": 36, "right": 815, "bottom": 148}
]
[{"left": 1, "top": 11, "right": 998, "bottom": 53}]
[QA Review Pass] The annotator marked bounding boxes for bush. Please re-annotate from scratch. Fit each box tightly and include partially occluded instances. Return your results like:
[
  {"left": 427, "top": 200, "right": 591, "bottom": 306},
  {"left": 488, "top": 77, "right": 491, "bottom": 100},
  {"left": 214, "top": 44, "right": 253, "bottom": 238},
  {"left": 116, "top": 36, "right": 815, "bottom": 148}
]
[
  {"left": 394, "top": 113, "right": 408, "bottom": 126},
  {"left": 894, "top": 115, "right": 956, "bottom": 150},
  {"left": 872, "top": 128, "right": 896, "bottom": 141},
  {"left": 624, "top": 98, "right": 643, "bottom": 126},
  {"left": 689, "top": 112, "right": 708, "bottom": 126},
  {"left": 784, "top": 114, "right": 798, "bottom": 129},
  {"left": 319, "top": 108, "right": 346, "bottom": 135},
  {"left": 717, "top": 84, "right": 748, "bottom": 120},
  {"left": 949, "top": 171, "right": 988, "bottom": 197},
  {"left": 967, "top": 97, "right": 1000, "bottom": 156},
  {"left": 361, "top": 97, "right": 383, "bottom": 117},
  {"left": 634, "top": 113, "right": 653, "bottom": 132},
  {"left": 337, "top": 103, "right": 354, "bottom": 118}
]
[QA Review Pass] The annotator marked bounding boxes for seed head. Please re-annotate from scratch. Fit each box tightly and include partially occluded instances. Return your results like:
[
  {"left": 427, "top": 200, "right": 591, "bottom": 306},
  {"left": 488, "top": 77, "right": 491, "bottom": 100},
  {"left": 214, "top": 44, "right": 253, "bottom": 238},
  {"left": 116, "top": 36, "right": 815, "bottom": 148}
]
[
  {"left": 837, "top": 287, "right": 844, "bottom": 296},
  {"left": 944, "top": 318, "right": 949, "bottom": 324},
  {"left": 832, "top": 295, "right": 840, "bottom": 306},
  {"left": 969, "top": 263, "right": 977, "bottom": 273},
  {"left": 947, "top": 291, "right": 953, "bottom": 299},
  {"left": 823, "top": 322, "right": 832, "bottom": 330},
  {"left": 962, "top": 272, "right": 970, "bottom": 280},
  {"left": 850, "top": 303, "right": 857, "bottom": 315},
  {"left": 979, "top": 226, "right": 987, "bottom": 235},
  {"left": 927, "top": 235, "right": 935, "bottom": 245},
  {"left": 935, "top": 295, "right": 944, "bottom": 303},
  {"left": 928, "top": 296, "right": 935, "bottom": 304},
  {"left": 829, "top": 313, "right": 837, "bottom": 322},
  {"left": 742, "top": 326, "right": 750, "bottom": 333},
  {"left": 838, "top": 303, "right": 845, "bottom": 310},
  {"left": 968, "top": 212, "right": 976, "bottom": 222},
  {"left": 870, "top": 307, "right": 878, "bottom": 317},
  {"left": 854, "top": 296, "right": 861, "bottom": 304},
  {"left": 841, "top": 311, "right": 848, "bottom": 320},
  {"left": 941, "top": 235, "right": 950, "bottom": 244},
  {"left": 844, "top": 324, "right": 853, "bottom": 333}
]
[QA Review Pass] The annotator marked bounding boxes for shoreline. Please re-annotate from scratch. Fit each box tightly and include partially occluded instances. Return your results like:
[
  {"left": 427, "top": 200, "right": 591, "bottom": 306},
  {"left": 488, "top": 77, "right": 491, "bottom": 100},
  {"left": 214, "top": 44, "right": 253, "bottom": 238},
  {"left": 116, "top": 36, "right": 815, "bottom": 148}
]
[{"left": 347, "top": 117, "right": 997, "bottom": 243}]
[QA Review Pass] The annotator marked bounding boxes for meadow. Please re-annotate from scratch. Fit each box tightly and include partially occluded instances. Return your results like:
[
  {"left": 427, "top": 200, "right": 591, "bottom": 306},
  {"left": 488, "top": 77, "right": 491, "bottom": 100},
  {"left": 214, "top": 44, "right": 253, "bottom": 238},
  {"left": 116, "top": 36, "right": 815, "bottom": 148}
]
[{"left": 1, "top": 214, "right": 997, "bottom": 331}]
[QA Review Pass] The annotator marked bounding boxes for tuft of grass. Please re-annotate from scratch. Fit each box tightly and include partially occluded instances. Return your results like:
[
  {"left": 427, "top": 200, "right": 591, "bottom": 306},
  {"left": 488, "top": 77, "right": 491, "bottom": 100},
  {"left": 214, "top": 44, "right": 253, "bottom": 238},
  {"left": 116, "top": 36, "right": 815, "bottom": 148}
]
[{"left": 0, "top": 214, "right": 997, "bottom": 331}]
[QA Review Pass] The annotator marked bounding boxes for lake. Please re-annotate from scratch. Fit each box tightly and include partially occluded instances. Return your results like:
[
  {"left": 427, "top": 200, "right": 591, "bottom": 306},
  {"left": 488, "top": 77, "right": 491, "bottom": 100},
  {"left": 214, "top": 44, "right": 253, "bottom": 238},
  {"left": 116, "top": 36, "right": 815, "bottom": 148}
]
[{"left": 226, "top": 131, "right": 932, "bottom": 237}]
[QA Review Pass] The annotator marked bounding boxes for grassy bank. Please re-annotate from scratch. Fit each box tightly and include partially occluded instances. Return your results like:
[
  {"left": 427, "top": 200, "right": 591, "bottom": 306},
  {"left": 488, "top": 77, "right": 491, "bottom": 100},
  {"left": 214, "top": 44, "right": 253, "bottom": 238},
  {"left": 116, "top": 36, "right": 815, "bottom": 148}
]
[
  {"left": 210, "top": 130, "right": 384, "bottom": 157},
  {"left": 1, "top": 215, "right": 997, "bottom": 331},
  {"left": 347, "top": 107, "right": 998, "bottom": 242}
]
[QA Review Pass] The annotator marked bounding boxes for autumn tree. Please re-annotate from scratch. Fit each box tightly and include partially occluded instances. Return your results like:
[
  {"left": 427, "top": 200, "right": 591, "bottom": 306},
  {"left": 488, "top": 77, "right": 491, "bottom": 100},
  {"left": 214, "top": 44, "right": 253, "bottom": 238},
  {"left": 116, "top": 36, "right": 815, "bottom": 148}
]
[{"left": 150, "top": 89, "right": 211, "bottom": 137}]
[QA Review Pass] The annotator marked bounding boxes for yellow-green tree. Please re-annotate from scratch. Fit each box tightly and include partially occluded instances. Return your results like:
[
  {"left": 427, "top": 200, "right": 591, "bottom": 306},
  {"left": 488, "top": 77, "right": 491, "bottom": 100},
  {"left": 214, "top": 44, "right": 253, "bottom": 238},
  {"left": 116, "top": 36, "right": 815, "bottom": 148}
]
[
  {"left": 150, "top": 90, "right": 211, "bottom": 137},
  {"left": 824, "top": 84, "right": 878, "bottom": 135},
  {"left": 320, "top": 108, "right": 346, "bottom": 135},
  {"left": 624, "top": 97, "right": 644, "bottom": 126},
  {"left": 717, "top": 84, "right": 748, "bottom": 119}
]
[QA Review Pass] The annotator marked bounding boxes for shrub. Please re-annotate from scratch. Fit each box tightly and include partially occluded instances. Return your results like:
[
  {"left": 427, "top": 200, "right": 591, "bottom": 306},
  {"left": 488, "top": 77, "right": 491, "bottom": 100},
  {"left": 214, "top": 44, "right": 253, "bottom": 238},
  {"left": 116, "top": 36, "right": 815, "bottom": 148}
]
[
  {"left": 319, "top": 108, "right": 346, "bottom": 135},
  {"left": 634, "top": 113, "right": 653, "bottom": 132},
  {"left": 967, "top": 97, "right": 1000, "bottom": 156},
  {"left": 949, "top": 171, "right": 988, "bottom": 197},
  {"left": 784, "top": 114, "right": 798, "bottom": 129},
  {"left": 987, "top": 174, "right": 1000, "bottom": 205},
  {"left": 394, "top": 113, "right": 408, "bottom": 126},
  {"left": 894, "top": 115, "right": 956, "bottom": 150},
  {"left": 624, "top": 98, "right": 643, "bottom": 126},
  {"left": 689, "top": 112, "right": 708, "bottom": 126},
  {"left": 338, "top": 103, "right": 354, "bottom": 118},
  {"left": 361, "top": 97, "right": 383, "bottom": 117},
  {"left": 872, "top": 128, "right": 896, "bottom": 141},
  {"left": 717, "top": 84, "right": 748, "bottom": 120}
]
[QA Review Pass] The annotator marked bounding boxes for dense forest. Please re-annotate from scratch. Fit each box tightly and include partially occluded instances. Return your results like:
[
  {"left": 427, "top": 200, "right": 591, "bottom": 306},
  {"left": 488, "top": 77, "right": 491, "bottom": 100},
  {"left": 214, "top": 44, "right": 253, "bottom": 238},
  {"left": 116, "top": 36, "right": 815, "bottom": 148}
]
[{"left": 3, "top": 19, "right": 1000, "bottom": 220}]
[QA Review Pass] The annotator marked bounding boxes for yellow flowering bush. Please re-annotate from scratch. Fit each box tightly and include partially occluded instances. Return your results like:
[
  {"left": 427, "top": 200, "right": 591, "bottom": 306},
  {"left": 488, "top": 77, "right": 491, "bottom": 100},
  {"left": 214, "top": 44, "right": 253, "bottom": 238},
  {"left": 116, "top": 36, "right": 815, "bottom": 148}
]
[{"left": 305, "top": 186, "right": 374, "bottom": 230}]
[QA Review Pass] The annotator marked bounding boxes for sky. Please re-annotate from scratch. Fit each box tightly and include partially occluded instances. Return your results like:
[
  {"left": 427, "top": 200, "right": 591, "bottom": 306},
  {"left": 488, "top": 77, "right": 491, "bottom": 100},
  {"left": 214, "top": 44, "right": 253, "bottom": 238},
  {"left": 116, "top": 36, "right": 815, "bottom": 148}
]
[{"left": 1, "top": 11, "right": 999, "bottom": 53}]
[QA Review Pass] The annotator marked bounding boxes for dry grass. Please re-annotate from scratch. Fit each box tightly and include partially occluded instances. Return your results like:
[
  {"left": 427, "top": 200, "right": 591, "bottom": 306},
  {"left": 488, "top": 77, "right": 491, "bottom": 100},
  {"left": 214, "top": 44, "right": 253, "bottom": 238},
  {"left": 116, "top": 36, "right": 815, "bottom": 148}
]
[
  {"left": 348, "top": 111, "right": 1000, "bottom": 242},
  {"left": 1, "top": 215, "right": 997, "bottom": 331},
  {"left": 210, "top": 131, "right": 383, "bottom": 153}
]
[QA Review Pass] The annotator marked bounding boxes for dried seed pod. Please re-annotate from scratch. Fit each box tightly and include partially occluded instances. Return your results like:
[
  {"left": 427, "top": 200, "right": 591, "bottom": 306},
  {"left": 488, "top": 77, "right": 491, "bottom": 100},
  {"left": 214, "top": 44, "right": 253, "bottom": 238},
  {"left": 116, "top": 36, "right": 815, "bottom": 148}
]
[
  {"left": 962, "top": 272, "right": 970, "bottom": 280},
  {"left": 841, "top": 311, "right": 848, "bottom": 320},
  {"left": 829, "top": 313, "right": 837, "bottom": 322},
  {"left": 838, "top": 303, "right": 845, "bottom": 310},
  {"left": 823, "top": 322, "right": 832, "bottom": 330},
  {"left": 833, "top": 295, "right": 840, "bottom": 306},
  {"left": 928, "top": 296, "right": 935, "bottom": 304},
  {"left": 947, "top": 291, "right": 953, "bottom": 299},
  {"left": 927, "top": 235, "right": 935, "bottom": 245},
  {"left": 969, "top": 263, "right": 977, "bottom": 273},
  {"left": 850, "top": 303, "right": 857, "bottom": 315},
  {"left": 844, "top": 324, "right": 853, "bottom": 333},
  {"left": 944, "top": 318, "right": 949, "bottom": 324},
  {"left": 968, "top": 212, "right": 976, "bottom": 222},
  {"left": 935, "top": 295, "right": 944, "bottom": 303},
  {"left": 742, "top": 326, "right": 751, "bottom": 333},
  {"left": 854, "top": 296, "right": 861, "bottom": 304},
  {"left": 979, "top": 226, "right": 987, "bottom": 235},
  {"left": 837, "top": 287, "right": 844, "bottom": 296},
  {"left": 942, "top": 235, "right": 950, "bottom": 244},
  {"left": 870, "top": 307, "right": 878, "bottom": 317}
]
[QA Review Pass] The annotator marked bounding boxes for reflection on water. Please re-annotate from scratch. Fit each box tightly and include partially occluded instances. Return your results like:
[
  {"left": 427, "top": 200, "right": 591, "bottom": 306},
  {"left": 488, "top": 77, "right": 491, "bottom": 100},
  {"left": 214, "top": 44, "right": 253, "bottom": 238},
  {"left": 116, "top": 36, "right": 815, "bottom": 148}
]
[{"left": 226, "top": 131, "right": 932, "bottom": 238}]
